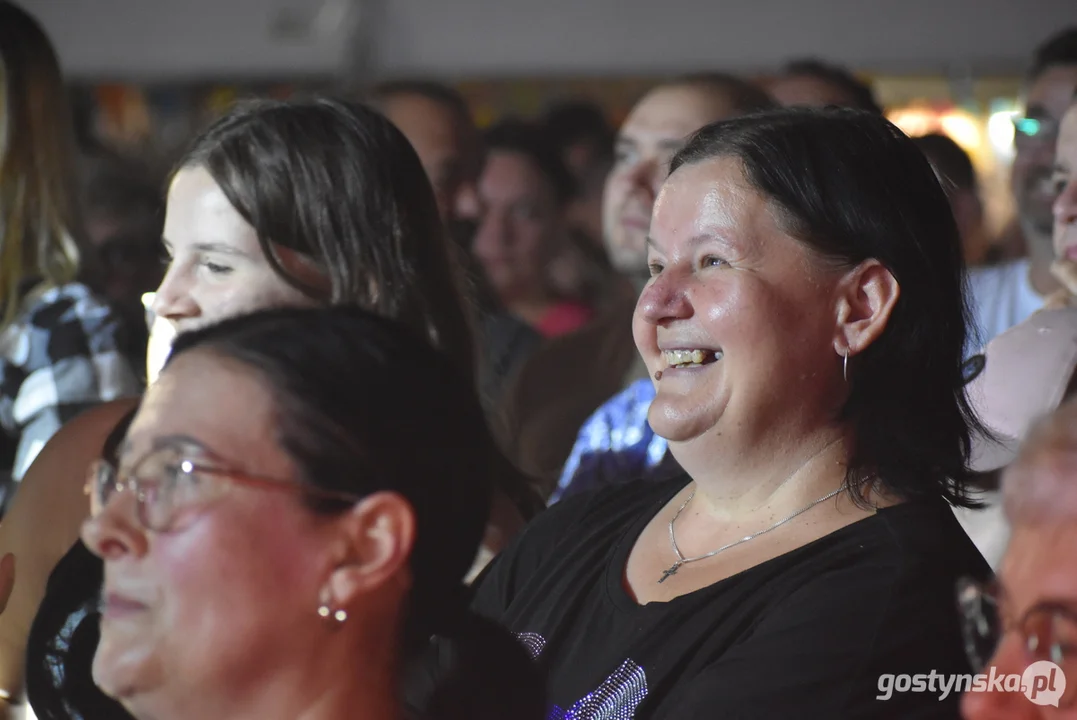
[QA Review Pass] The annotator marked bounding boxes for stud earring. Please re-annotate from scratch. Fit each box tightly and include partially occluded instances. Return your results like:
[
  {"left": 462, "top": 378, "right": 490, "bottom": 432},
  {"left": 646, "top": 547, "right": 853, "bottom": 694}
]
[{"left": 317, "top": 603, "right": 348, "bottom": 624}]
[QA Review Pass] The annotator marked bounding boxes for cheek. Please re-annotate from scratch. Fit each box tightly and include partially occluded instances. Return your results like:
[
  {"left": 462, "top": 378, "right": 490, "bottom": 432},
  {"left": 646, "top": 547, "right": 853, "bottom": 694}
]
[
  {"left": 195, "top": 276, "right": 315, "bottom": 324},
  {"left": 147, "top": 505, "right": 325, "bottom": 687}
]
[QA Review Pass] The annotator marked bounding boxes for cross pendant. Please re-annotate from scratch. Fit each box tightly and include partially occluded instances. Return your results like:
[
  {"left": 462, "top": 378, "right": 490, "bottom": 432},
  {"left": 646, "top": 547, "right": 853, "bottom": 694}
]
[{"left": 658, "top": 562, "right": 682, "bottom": 584}]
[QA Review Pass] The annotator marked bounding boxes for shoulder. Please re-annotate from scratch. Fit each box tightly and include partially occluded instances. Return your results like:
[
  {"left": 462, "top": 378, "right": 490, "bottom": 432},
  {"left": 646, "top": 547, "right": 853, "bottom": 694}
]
[
  {"left": 766, "top": 497, "right": 990, "bottom": 647},
  {"left": 472, "top": 478, "right": 682, "bottom": 615},
  {"left": 19, "top": 398, "right": 141, "bottom": 483},
  {"left": 11, "top": 283, "right": 130, "bottom": 354}
]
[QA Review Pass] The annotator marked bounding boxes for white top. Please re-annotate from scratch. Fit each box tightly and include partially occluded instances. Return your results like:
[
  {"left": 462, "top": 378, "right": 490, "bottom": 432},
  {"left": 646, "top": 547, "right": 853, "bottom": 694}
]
[
  {"left": 951, "top": 491, "right": 1009, "bottom": 571},
  {"left": 966, "top": 259, "right": 1043, "bottom": 355}
]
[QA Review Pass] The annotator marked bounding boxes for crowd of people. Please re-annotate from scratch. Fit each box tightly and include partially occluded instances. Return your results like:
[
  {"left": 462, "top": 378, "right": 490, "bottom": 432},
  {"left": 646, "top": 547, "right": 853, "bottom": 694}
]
[{"left": 0, "top": 0, "right": 1074, "bottom": 718}]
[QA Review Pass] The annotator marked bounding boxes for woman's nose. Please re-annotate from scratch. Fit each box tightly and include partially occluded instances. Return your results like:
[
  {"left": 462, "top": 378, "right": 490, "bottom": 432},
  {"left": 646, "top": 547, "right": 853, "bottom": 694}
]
[
  {"left": 636, "top": 269, "right": 692, "bottom": 325},
  {"left": 151, "top": 263, "right": 200, "bottom": 322},
  {"left": 82, "top": 488, "right": 149, "bottom": 561}
]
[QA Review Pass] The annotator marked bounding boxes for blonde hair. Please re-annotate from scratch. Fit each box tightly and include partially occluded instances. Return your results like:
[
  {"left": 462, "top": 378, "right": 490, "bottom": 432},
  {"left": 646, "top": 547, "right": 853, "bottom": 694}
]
[{"left": 0, "top": 1, "right": 81, "bottom": 326}]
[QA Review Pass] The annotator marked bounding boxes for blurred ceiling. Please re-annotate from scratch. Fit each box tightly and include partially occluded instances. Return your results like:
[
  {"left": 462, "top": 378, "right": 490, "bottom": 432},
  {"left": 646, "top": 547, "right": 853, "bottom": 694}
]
[{"left": 21, "top": 0, "right": 1077, "bottom": 80}]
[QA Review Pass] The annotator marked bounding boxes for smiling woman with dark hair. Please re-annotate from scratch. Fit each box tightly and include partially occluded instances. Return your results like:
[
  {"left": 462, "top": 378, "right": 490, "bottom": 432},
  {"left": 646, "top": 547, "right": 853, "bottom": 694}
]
[{"left": 416, "top": 107, "right": 993, "bottom": 719}]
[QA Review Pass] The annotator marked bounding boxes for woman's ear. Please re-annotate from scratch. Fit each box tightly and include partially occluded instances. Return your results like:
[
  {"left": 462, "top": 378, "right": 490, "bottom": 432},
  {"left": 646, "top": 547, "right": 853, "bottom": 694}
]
[
  {"left": 323, "top": 492, "right": 415, "bottom": 611},
  {"left": 833, "top": 259, "right": 900, "bottom": 358}
]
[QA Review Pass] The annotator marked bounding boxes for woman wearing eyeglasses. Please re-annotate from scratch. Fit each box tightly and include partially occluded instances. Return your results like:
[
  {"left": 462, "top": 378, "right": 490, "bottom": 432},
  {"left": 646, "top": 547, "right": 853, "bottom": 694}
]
[
  {"left": 960, "top": 395, "right": 1077, "bottom": 719},
  {"left": 0, "top": 97, "right": 543, "bottom": 717},
  {"left": 72, "top": 305, "right": 542, "bottom": 720}
]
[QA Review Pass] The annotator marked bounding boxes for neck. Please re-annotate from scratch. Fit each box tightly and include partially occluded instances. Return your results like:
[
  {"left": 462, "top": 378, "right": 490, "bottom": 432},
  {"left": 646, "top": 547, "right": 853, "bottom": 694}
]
[
  {"left": 223, "top": 636, "right": 403, "bottom": 720},
  {"left": 671, "top": 424, "right": 851, "bottom": 522},
  {"left": 1025, "top": 228, "right": 1059, "bottom": 298}
]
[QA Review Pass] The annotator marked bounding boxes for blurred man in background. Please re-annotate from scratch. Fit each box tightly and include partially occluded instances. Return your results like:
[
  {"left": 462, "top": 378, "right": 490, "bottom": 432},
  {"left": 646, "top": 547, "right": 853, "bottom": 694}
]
[
  {"left": 504, "top": 74, "right": 775, "bottom": 496},
  {"left": 767, "top": 58, "right": 883, "bottom": 113},
  {"left": 371, "top": 81, "right": 542, "bottom": 411},
  {"left": 966, "top": 28, "right": 1077, "bottom": 353}
]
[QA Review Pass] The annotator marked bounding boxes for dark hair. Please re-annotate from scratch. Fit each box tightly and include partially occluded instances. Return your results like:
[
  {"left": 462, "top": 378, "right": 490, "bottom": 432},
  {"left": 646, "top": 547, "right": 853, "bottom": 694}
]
[
  {"left": 670, "top": 72, "right": 777, "bottom": 115},
  {"left": 368, "top": 79, "right": 472, "bottom": 122},
  {"left": 167, "top": 306, "right": 543, "bottom": 719},
  {"left": 913, "top": 133, "right": 977, "bottom": 194},
  {"left": 780, "top": 59, "right": 883, "bottom": 114},
  {"left": 542, "top": 100, "right": 615, "bottom": 165},
  {"left": 484, "top": 119, "right": 577, "bottom": 204},
  {"left": 1028, "top": 27, "right": 1077, "bottom": 84},
  {"left": 670, "top": 107, "right": 986, "bottom": 508},
  {"left": 176, "top": 97, "right": 476, "bottom": 381},
  {"left": 24, "top": 307, "right": 544, "bottom": 720}
]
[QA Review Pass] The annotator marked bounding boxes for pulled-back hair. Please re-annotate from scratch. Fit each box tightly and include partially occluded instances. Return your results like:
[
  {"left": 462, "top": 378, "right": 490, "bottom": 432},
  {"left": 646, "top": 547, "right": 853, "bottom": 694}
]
[
  {"left": 166, "top": 306, "right": 544, "bottom": 719},
  {"left": 176, "top": 97, "right": 477, "bottom": 380},
  {"left": 670, "top": 107, "right": 987, "bottom": 507}
]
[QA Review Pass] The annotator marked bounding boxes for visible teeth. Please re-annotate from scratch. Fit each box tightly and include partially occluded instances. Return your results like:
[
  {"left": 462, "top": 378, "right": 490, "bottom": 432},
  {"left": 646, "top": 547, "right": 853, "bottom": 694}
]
[{"left": 663, "top": 349, "right": 720, "bottom": 367}]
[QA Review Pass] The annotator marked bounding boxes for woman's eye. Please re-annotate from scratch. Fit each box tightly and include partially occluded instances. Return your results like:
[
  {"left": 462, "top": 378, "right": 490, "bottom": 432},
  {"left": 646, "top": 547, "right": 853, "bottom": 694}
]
[
  {"left": 648, "top": 262, "right": 664, "bottom": 277},
  {"left": 702, "top": 255, "right": 726, "bottom": 268},
  {"left": 200, "top": 260, "right": 234, "bottom": 275}
]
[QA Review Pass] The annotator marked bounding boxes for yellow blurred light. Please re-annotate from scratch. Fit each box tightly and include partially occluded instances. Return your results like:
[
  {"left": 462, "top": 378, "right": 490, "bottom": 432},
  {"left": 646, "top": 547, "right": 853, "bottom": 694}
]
[
  {"left": 987, "top": 110, "right": 1016, "bottom": 153},
  {"left": 939, "top": 112, "right": 982, "bottom": 152},
  {"left": 888, "top": 108, "right": 937, "bottom": 138}
]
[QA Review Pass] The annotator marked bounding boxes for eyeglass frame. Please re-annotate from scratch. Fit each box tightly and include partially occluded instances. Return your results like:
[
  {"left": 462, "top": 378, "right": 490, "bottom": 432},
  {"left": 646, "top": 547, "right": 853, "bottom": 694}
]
[
  {"left": 1012, "top": 115, "right": 1061, "bottom": 148},
  {"left": 85, "top": 443, "right": 365, "bottom": 533},
  {"left": 957, "top": 576, "right": 1077, "bottom": 704}
]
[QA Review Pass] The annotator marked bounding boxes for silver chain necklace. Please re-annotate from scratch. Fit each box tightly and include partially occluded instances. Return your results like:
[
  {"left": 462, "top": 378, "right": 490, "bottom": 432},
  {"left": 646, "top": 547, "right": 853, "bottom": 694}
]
[{"left": 657, "top": 486, "right": 843, "bottom": 583}]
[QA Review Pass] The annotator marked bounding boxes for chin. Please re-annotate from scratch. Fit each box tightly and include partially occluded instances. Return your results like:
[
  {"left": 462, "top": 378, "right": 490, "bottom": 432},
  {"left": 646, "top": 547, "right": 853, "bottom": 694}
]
[
  {"left": 647, "top": 395, "right": 721, "bottom": 444},
  {"left": 93, "top": 635, "right": 161, "bottom": 706}
]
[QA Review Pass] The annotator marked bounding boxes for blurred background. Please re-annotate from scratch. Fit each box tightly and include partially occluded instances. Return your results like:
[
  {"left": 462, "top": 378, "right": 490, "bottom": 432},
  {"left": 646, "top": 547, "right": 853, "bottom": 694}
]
[{"left": 23, "top": 0, "right": 1077, "bottom": 255}]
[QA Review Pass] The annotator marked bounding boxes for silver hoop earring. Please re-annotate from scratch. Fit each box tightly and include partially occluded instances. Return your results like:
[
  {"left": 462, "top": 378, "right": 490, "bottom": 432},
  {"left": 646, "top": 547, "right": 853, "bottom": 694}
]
[
  {"left": 843, "top": 351, "right": 849, "bottom": 382},
  {"left": 318, "top": 604, "right": 348, "bottom": 624}
]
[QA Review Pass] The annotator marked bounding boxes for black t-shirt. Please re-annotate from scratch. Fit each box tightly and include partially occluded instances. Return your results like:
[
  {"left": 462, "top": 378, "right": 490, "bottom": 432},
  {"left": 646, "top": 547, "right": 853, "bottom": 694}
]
[{"left": 468, "top": 475, "right": 992, "bottom": 720}]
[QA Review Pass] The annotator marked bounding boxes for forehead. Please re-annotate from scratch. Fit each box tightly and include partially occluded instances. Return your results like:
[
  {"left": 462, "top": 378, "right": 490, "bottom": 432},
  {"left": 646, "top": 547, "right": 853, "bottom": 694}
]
[
  {"left": 651, "top": 157, "right": 761, "bottom": 240},
  {"left": 621, "top": 85, "right": 738, "bottom": 144},
  {"left": 479, "top": 150, "right": 552, "bottom": 198},
  {"left": 1001, "top": 522, "right": 1077, "bottom": 607},
  {"left": 1026, "top": 65, "right": 1077, "bottom": 118},
  {"left": 126, "top": 350, "right": 285, "bottom": 472},
  {"left": 164, "top": 166, "right": 261, "bottom": 254}
]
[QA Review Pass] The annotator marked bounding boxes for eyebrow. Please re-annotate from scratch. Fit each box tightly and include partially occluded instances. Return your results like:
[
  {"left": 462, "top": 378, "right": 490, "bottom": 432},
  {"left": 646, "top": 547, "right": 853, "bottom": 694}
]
[
  {"left": 118, "top": 433, "right": 214, "bottom": 466},
  {"left": 159, "top": 239, "right": 251, "bottom": 258},
  {"left": 645, "top": 233, "right": 727, "bottom": 252}
]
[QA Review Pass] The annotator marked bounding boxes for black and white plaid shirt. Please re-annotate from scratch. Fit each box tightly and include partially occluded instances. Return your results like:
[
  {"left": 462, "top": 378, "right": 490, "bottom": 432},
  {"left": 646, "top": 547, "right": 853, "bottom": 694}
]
[{"left": 0, "top": 283, "right": 143, "bottom": 481}]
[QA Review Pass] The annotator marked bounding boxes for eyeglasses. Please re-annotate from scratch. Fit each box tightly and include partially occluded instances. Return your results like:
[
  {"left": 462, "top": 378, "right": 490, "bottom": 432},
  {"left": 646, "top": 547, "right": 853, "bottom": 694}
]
[
  {"left": 957, "top": 577, "right": 1077, "bottom": 706},
  {"left": 85, "top": 443, "right": 363, "bottom": 532},
  {"left": 1012, "top": 116, "right": 1060, "bottom": 148}
]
